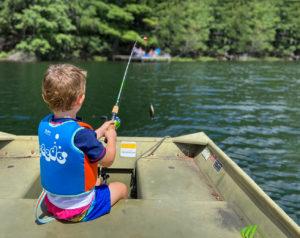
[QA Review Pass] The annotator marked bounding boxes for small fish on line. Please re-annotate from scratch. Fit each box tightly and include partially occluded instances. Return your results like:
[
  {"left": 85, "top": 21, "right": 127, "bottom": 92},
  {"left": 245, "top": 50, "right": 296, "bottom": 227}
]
[{"left": 149, "top": 103, "right": 155, "bottom": 120}]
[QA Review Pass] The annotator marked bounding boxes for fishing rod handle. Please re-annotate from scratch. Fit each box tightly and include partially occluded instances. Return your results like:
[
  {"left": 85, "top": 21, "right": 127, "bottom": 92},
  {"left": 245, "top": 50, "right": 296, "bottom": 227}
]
[
  {"left": 111, "top": 105, "right": 119, "bottom": 121},
  {"left": 112, "top": 105, "right": 119, "bottom": 114},
  {"left": 111, "top": 113, "right": 117, "bottom": 121}
]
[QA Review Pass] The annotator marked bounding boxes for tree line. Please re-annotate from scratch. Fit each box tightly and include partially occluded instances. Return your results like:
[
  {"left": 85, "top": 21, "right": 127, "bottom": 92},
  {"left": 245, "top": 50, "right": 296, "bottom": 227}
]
[{"left": 0, "top": 0, "right": 299, "bottom": 60}]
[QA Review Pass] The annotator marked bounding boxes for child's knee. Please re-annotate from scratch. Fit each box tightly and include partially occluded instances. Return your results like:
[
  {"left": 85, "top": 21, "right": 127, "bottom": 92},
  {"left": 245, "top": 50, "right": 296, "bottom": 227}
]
[
  {"left": 118, "top": 182, "right": 128, "bottom": 198},
  {"left": 109, "top": 182, "right": 128, "bottom": 198}
]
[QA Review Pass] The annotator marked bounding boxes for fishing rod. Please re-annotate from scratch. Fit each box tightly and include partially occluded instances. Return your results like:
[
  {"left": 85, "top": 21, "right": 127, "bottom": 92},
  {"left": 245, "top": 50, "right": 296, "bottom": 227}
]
[
  {"left": 110, "top": 40, "right": 138, "bottom": 128},
  {"left": 101, "top": 37, "right": 144, "bottom": 183},
  {"left": 101, "top": 36, "right": 155, "bottom": 184},
  {"left": 110, "top": 36, "right": 154, "bottom": 129}
]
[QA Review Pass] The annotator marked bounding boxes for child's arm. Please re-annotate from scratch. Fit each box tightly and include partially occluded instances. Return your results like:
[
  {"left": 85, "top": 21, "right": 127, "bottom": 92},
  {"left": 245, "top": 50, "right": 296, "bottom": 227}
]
[{"left": 100, "top": 126, "right": 117, "bottom": 168}]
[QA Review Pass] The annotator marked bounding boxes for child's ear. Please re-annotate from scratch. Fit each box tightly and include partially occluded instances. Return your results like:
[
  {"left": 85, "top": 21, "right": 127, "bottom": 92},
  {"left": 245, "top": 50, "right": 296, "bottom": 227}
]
[{"left": 78, "top": 94, "right": 85, "bottom": 105}]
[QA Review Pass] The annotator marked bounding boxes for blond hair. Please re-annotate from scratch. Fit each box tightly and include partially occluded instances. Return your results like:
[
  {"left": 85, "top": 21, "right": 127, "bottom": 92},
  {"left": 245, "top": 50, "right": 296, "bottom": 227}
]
[{"left": 42, "top": 64, "right": 87, "bottom": 112}]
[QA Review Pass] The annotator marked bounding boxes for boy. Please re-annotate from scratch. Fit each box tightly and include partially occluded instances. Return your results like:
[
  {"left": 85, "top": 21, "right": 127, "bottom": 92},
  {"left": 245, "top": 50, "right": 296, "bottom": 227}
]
[{"left": 38, "top": 64, "right": 127, "bottom": 222}]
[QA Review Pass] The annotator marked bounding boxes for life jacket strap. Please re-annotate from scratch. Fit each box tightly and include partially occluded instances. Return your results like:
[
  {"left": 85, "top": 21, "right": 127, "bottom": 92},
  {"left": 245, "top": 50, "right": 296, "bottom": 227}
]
[
  {"left": 77, "top": 121, "right": 93, "bottom": 130},
  {"left": 35, "top": 189, "right": 55, "bottom": 224}
]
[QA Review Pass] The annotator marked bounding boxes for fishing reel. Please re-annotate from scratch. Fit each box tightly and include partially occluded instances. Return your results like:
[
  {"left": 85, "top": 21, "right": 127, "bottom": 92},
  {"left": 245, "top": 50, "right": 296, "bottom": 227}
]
[
  {"left": 100, "top": 115, "right": 121, "bottom": 130},
  {"left": 111, "top": 113, "right": 121, "bottom": 129}
]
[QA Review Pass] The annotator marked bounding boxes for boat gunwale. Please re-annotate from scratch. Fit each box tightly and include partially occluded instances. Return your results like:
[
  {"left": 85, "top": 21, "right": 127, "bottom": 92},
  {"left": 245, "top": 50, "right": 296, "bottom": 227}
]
[{"left": 172, "top": 132, "right": 300, "bottom": 237}]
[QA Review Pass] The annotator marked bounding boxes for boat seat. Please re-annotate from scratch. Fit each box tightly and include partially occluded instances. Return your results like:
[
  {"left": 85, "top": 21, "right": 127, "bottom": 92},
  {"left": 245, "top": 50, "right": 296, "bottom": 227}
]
[
  {"left": 0, "top": 198, "right": 243, "bottom": 238},
  {"left": 137, "top": 157, "right": 221, "bottom": 201}
]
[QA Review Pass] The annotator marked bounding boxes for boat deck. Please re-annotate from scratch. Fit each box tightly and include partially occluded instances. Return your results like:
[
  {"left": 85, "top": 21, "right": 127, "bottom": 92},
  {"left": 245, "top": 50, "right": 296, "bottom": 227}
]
[
  {"left": 1, "top": 199, "right": 243, "bottom": 238},
  {"left": 1, "top": 133, "right": 298, "bottom": 238},
  {"left": 0, "top": 155, "right": 243, "bottom": 238},
  {"left": 137, "top": 156, "right": 221, "bottom": 201}
]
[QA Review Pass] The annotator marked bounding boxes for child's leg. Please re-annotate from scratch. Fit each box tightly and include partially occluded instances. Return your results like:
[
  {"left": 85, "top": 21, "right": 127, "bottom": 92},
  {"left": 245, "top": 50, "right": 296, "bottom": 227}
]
[{"left": 108, "top": 182, "right": 128, "bottom": 206}]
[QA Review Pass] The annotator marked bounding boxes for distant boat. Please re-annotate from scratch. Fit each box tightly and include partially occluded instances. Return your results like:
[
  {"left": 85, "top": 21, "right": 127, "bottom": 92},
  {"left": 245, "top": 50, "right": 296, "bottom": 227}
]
[
  {"left": 0, "top": 131, "right": 299, "bottom": 237},
  {"left": 112, "top": 54, "right": 171, "bottom": 62}
]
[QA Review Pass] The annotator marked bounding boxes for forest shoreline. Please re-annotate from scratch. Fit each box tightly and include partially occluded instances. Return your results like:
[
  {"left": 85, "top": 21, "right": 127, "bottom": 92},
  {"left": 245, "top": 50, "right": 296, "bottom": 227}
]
[{"left": 0, "top": 51, "right": 299, "bottom": 63}]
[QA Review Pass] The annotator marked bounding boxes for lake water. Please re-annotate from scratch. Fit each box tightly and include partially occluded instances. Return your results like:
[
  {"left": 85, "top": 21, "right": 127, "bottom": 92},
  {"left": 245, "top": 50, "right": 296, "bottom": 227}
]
[{"left": 0, "top": 61, "right": 299, "bottom": 224}]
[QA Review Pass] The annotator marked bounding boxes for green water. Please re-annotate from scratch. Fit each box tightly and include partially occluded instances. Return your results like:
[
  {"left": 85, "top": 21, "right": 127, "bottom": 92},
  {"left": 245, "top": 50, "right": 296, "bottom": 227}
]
[{"left": 0, "top": 61, "right": 299, "bottom": 224}]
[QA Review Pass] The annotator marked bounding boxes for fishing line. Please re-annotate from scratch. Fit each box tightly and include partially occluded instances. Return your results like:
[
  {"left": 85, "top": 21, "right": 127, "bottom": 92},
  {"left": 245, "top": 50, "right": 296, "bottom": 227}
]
[{"left": 111, "top": 40, "right": 138, "bottom": 121}]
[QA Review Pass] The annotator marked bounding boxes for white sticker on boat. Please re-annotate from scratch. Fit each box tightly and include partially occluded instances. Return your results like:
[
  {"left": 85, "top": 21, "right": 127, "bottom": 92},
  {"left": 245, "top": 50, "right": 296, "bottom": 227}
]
[
  {"left": 201, "top": 148, "right": 211, "bottom": 160},
  {"left": 120, "top": 142, "right": 137, "bottom": 158}
]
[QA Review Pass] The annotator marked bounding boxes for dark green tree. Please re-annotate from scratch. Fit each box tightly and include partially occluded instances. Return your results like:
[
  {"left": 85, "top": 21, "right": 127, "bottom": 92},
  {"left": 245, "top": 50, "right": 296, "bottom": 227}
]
[
  {"left": 0, "top": 0, "right": 300, "bottom": 60},
  {"left": 209, "top": 0, "right": 279, "bottom": 57},
  {"left": 0, "top": 0, "right": 32, "bottom": 51},
  {"left": 14, "top": 0, "right": 76, "bottom": 60},
  {"left": 275, "top": 0, "right": 300, "bottom": 57},
  {"left": 152, "top": 0, "right": 213, "bottom": 57},
  {"left": 72, "top": 0, "right": 154, "bottom": 57}
]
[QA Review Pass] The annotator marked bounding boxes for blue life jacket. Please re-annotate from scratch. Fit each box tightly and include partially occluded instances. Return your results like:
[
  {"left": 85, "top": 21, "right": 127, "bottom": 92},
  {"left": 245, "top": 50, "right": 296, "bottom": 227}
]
[{"left": 38, "top": 114, "right": 98, "bottom": 196}]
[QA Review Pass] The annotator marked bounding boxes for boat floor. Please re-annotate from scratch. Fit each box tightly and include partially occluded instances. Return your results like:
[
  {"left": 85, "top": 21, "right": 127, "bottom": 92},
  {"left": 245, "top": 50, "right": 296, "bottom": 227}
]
[
  {"left": 0, "top": 156, "right": 245, "bottom": 238},
  {"left": 1, "top": 199, "right": 243, "bottom": 238}
]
